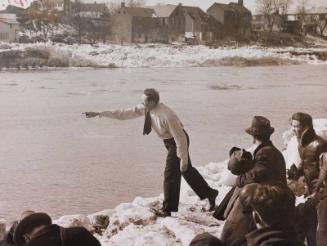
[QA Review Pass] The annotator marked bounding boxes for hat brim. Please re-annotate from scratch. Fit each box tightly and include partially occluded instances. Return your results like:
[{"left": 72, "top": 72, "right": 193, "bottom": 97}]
[
  {"left": 14, "top": 213, "right": 52, "bottom": 246},
  {"left": 245, "top": 127, "right": 275, "bottom": 137}
]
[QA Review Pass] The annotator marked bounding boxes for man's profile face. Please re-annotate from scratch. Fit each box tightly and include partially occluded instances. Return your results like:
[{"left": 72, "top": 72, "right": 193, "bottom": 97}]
[
  {"left": 291, "top": 120, "right": 307, "bottom": 138},
  {"left": 141, "top": 94, "right": 155, "bottom": 110}
]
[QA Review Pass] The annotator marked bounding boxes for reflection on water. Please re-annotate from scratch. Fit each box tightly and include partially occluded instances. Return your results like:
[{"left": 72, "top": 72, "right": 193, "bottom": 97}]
[{"left": 0, "top": 65, "right": 327, "bottom": 220}]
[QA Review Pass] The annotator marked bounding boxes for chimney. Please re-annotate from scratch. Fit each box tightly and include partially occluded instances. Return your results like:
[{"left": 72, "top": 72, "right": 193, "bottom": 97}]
[
  {"left": 238, "top": 0, "right": 243, "bottom": 6},
  {"left": 178, "top": 3, "right": 182, "bottom": 6},
  {"left": 121, "top": 2, "right": 125, "bottom": 8}
]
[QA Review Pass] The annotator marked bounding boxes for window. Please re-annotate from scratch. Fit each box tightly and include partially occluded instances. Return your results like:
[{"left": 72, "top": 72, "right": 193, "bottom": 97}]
[{"left": 10, "top": 24, "right": 12, "bottom": 28}]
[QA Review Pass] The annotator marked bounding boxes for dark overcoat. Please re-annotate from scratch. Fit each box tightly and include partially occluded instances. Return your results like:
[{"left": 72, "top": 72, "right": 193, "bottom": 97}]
[
  {"left": 25, "top": 224, "right": 101, "bottom": 246},
  {"left": 221, "top": 141, "right": 287, "bottom": 246},
  {"left": 236, "top": 141, "right": 287, "bottom": 187}
]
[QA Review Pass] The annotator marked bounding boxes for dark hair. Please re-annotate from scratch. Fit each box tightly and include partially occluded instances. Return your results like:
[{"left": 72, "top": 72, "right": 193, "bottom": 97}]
[
  {"left": 144, "top": 88, "right": 160, "bottom": 105},
  {"left": 254, "top": 134, "right": 270, "bottom": 142},
  {"left": 291, "top": 112, "right": 313, "bottom": 129},
  {"left": 245, "top": 184, "right": 295, "bottom": 227}
]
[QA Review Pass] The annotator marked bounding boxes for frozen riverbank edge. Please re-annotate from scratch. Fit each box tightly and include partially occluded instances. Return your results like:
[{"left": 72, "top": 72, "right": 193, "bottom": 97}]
[
  {"left": 1, "top": 42, "right": 327, "bottom": 70},
  {"left": 1, "top": 119, "right": 326, "bottom": 246}
]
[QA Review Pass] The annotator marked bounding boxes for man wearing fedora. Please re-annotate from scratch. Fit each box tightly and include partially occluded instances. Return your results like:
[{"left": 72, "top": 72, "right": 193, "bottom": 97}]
[
  {"left": 220, "top": 116, "right": 287, "bottom": 246},
  {"left": 236, "top": 116, "right": 287, "bottom": 187},
  {"left": 12, "top": 211, "right": 100, "bottom": 246}
]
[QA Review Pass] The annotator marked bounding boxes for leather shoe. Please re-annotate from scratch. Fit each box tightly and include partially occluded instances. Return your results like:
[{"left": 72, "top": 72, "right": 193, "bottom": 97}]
[
  {"left": 152, "top": 208, "right": 171, "bottom": 217},
  {"left": 208, "top": 189, "right": 219, "bottom": 211}
]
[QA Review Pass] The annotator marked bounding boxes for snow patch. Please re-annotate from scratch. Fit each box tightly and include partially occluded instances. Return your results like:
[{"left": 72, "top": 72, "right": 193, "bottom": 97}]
[{"left": 1, "top": 43, "right": 327, "bottom": 69}]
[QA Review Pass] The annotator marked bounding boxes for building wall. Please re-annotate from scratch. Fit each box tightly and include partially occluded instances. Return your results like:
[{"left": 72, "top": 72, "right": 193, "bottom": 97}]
[
  {"left": 207, "top": 6, "right": 237, "bottom": 38},
  {"left": 167, "top": 8, "right": 187, "bottom": 42},
  {"left": 237, "top": 12, "right": 252, "bottom": 37},
  {"left": 223, "top": 11, "right": 238, "bottom": 37},
  {"left": 110, "top": 14, "right": 133, "bottom": 43},
  {"left": 0, "top": 21, "right": 20, "bottom": 42},
  {"left": 207, "top": 6, "right": 225, "bottom": 24},
  {"left": 131, "top": 17, "right": 168, "bottom": 43}
]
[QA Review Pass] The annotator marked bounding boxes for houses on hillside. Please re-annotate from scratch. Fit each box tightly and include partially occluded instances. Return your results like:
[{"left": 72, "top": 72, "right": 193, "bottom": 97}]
[
  {"left": 0, "top": 0, "right": 252, "bottom": 44},
  {"left": 207, "top": 0, "right": 251, "bottom": 39},
  {"left": 64, "top": 0, "right": 110, "bottom": 18},
  {"left": 1, "top": 0, "right": 327, "bottom": 44},
  {"left": 252, "top": 11, "right": 327, "bottom": 35},
  {"left": 109, "top": 1, "right": 251, "bottom": 44}
]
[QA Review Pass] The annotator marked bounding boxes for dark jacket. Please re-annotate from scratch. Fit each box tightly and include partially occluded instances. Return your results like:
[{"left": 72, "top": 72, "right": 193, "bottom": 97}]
[
  {"left": 298, "top": 129, "right": 327, "bottom": 192},
  {"left": 236, "top": 141, "right": 287, "bottom": 187},
  {"left": 25, "top": 224, "right": 100, "bottom": 246},
  {"left": 317, "top": 191, "right": 327, "bottom": 246},
  {"left": 221, "top": 142, "right": 287, "bottom": 246},
  {"left": 220, "top": 191, "right": 255, "bottom": 246},
  {"left": 246, "top": 227, "right": 305, "bottom": 246}
]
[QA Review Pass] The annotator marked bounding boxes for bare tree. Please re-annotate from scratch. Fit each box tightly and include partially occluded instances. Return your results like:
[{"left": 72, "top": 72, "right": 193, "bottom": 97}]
[
  {"left": 28, "top": 2, "right": 62, "bottom": 40},
  {"left": 106, "top": 2, "right": 121, "bottom": 14},
  {"left": 317, "top": 15, "right": 327, "bottom": 36},
  {"left": 256, "top": 0, "right": 293, "bottom": 31},
  {"left": 312, "top": 13, "right": 327, "bottom": 36},
  {"left": 126, "top": 0, "right": 146, "bottom": 7},
  {"left": 278, "top": 0, "right": 292, "bottom": 16},
  {"left": 256, "top": 0, "right": 278, "bottom": 31},
  {"left": 296, "top": 0, "right": 308, "bottom": 35}
]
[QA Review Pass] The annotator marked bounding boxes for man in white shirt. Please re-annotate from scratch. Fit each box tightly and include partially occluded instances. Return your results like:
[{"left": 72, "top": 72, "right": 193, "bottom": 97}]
[{"left": 84, "top": 88, "right": 218, "bottom": 217}]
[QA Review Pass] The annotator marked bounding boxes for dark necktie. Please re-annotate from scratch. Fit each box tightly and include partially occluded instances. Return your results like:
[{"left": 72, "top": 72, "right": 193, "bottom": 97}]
[{"left": 143, "top": 110, "right": 152, "bottom": 135}]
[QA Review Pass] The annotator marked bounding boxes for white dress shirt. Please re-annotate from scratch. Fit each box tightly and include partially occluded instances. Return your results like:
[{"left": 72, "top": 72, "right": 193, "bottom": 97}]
[{"left": 99, "top": 103, "right": 189, "bottom": 166}]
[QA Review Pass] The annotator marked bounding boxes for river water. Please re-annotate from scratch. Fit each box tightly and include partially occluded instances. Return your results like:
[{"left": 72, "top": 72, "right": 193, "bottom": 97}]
[{"left": 0, "top": 64, "right": 327, "bottom": 221}]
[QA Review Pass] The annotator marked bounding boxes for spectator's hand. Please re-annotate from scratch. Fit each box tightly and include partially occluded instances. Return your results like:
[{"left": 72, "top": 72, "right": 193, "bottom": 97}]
[
  {"left": 312, "top": 179, "right": 325, "bottom": 193},
  {"left": 84, "top": 112, "right": 99, "bottom": 118},
  {"left": 287, "top": 164, "right": 300, "bottom": 181},
  {"left": 315, "top": 185, "right": 327, "bottom": 201}
]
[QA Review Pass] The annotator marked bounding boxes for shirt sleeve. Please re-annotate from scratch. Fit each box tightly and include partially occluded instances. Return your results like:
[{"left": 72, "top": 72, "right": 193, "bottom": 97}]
[
  {"left": 165, "top": 112, "right": 189, "bottom": 166},
  {"left": 99, "top": 104, "right": 145, "bottom": 120}
]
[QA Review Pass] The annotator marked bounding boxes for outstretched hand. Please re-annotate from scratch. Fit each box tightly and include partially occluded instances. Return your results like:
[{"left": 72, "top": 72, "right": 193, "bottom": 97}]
[{"left": 83, "top": 112, "right": 100, "bottom": 118}]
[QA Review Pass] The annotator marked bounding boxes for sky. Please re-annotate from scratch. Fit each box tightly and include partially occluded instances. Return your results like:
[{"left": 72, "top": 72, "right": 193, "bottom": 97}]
[{"left": 95, "top": 0, "right": 327, "bottom": 13}]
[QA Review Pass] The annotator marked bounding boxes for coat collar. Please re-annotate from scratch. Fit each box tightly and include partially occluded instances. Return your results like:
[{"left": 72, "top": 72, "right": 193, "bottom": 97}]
[
  {"left": 300, "top": 128, "right": 317, "bottom": 147},
  {"left": 254, "top": 140, "right": 273, "bottom": 157}
]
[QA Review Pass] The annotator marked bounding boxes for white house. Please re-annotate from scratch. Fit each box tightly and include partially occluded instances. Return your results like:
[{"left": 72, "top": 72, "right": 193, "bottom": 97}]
[{"left": 0, "top": 14, "right": 20, "bottom": 42}]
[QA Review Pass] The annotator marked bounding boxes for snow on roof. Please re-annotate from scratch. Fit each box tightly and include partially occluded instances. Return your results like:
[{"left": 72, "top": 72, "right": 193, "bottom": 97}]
[
  {"left": 0, "top": 13, "right": 17, "bottom": 19},
  {"left": 79, "top": 3, "right": 109, "bottom": 12},
  {"left": 151, "top": 4, "right": 177, "bottom": 18},
  {"left": 120, "top": 6, "right": 155, "bottom": 17},
  {"left": 209, "top": 3, "right": 236, "bottom": 12},
  {"left": 0, "top": 13, "right": 19, "bottom": 24},
  {"left": 229, "top": 3, "right": 251, "bottom": 14},
  {"left": 0, "top": 18, "right": 19, "bottom": 24}
]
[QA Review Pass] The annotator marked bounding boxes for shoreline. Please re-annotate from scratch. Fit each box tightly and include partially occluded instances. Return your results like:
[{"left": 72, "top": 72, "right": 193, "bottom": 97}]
[
  {"left": 1, "top": 119, "right": 326, "bottom": 245},
  {"left": 1, "top": 42, "right": 327, "bottom": 70}
]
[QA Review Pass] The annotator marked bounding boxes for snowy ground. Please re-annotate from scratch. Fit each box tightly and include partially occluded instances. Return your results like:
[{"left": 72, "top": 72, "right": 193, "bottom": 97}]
[
  {"left": 21, "top": 119, "right": 324, "bottom": 246},
  {"left": 1, "top": 42, "right": 327, "bottom": 68}
]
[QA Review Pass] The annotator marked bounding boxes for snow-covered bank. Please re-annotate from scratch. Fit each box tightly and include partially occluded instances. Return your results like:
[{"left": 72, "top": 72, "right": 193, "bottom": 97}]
[
  {"left": 1, "top": 42, "right": 327, "bottom": 69},
  {"left": 1, "top": 119, "right": 324, "bottom": 245}
]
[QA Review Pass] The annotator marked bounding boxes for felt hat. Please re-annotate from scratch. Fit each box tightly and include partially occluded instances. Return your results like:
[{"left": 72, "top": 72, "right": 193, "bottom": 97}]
[
  {"left": 14, "top": 212, "right": 52, "bottom": 246},
  {"left": 245, "top": 116, "right": 274, "bottom": 138}
]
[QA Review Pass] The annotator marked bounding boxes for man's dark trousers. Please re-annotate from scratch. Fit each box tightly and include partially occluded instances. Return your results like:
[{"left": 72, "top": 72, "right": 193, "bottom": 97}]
[{"left": 163, "top": 131, "right": 213, "bottom": 212}]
